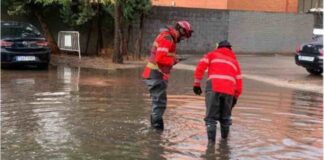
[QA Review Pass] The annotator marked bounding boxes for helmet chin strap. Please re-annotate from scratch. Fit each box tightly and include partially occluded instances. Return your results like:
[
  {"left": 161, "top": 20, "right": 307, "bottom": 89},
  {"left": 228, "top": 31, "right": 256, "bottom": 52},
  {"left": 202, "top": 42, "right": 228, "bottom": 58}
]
[
  {"left": 178, "top": 29, "right": 187, "bottom": 42},
  {"left": 176, "top": 36, "right": 181, "bottom": 43}
]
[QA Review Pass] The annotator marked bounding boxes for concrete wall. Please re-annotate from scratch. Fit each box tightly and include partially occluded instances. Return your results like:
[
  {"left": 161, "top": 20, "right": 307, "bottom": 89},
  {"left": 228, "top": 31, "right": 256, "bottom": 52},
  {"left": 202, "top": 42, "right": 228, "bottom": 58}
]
[
  {"left": 141, "top": 7, "right": 229, "bottom": 54},
  {"left": 228, "top": 11, "right": 314, "bottom": 54},
  {"left": 139, "top": 7, "right": 314, "bottom": 55}
]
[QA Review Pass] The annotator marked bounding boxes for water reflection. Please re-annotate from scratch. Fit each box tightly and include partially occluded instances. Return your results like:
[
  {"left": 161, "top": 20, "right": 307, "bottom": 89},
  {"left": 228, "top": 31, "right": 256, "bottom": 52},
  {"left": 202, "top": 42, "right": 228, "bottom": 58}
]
[
  {"left": 202, "top": 140, "right": 232, "bottom": 160},
  {"left": 1, "top": 67, "right": 322, "bottom": 159},
  {"left": 57, "top": 66, "right": 80, "bottom": 92},
  {"left": 217, "top": 140, "right": 231, "bottom": 160},
  {"left": 144, "top": 130, "right": 167, "bottom": 160}
]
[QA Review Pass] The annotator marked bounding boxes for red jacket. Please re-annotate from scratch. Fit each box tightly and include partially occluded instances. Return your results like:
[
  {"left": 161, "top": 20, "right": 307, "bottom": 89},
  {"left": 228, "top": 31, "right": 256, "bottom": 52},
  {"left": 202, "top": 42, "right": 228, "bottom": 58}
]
[
  {"left": 142, "top": 27, "right": 178, "bottom": 80},
  {"left": 194, "top": 48, "right": 243, "bottom": 98}
]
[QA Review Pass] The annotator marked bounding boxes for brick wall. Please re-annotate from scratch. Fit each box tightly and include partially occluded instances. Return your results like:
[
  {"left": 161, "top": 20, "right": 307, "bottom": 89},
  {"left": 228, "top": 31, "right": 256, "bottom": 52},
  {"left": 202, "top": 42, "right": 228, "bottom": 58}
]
[
  {"left": 151, "top": 0, "right": 299, "bottom": 13},
  {"left": 151, "top": 0, "right": 228, "bottom": 9},
  {"left": 228, "top": 0, "right": 298, "bottom": 13},
  {"left": 136, "top": 6, "right": 314, "bottom": 55},
  {"left": 139, "top": 7, "right": 229, "bottom": 54}
]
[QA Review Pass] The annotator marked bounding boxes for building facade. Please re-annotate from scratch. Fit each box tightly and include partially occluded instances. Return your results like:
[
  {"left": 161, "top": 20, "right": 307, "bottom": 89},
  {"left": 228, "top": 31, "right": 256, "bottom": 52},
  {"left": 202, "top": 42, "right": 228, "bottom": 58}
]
[
  {"left": 151, "top": 0, "right": 299, "bottom": 13},
  {"left": 152, "top": 0, "right": 323, "bottom": 13}
]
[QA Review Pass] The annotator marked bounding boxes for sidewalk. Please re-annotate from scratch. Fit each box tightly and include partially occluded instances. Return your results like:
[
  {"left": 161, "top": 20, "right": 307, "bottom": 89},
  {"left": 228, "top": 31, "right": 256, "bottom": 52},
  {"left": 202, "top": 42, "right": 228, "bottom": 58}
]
[
  {"left": 177, "top": 54, "right": 323, "bottom": 94},
  {"left": 50, "top": 54, "right": 322, "bottom": 94},
  {"left": 50, "top": 54, "right": 145, "bottom": 71}
]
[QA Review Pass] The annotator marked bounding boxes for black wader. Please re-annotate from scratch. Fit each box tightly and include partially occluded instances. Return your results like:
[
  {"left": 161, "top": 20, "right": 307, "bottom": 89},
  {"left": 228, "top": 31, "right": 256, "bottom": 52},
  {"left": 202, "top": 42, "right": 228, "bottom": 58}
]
[
  {"left": 144, "top": 79, "right": 168, "bottom": 130},
  {"left": 205, "top": 81, "right": 234, "bottom": 142}
]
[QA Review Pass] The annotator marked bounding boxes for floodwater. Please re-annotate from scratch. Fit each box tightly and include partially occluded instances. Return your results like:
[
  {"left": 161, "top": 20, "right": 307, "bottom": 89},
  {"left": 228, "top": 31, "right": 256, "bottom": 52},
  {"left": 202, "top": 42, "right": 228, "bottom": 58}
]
[{"left": 1, "top": 66, "right": 323, "bottom": 160}]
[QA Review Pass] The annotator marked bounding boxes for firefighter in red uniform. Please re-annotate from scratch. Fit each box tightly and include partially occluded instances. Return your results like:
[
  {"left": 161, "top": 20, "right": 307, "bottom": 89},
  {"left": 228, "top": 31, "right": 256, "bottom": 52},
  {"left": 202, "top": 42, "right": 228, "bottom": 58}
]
[
  {"left": 193, "top": 40, "right": 243, "bottom": 143},
  {"left": 142, "top": 21, "right": 193, "bottom": 130}
]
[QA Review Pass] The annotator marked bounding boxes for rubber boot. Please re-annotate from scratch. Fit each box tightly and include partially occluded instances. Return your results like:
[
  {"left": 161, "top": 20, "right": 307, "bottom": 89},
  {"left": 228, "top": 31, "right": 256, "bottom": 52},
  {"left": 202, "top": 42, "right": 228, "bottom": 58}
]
[
  {"left": 207, "top": 125, "right": 216, "bottom": 143},
  {"left": 221, "top": 126, "right": 229, "bottom": 139},
  {"left": 151, "top": 115, "right": 164, "bottom": 130}
]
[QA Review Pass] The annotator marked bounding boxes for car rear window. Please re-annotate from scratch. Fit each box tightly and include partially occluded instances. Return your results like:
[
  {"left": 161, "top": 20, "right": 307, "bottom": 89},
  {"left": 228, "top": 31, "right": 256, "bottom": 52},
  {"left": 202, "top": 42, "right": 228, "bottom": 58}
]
[{"left": 1, "top": 22, "right": 41, "bottom": 38}]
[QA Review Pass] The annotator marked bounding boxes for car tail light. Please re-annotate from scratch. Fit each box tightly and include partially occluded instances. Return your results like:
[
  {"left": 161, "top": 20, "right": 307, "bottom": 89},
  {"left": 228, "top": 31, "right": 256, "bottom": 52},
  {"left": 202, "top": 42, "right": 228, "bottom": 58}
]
[
  {"left": 35, "top": 41, "right": 48, "bottom": 47},
  {"left": 295, "top": 45, "right": 301, "bottom": 53},
  {"left": 0, "top": 40, "right": 13, "bottom": 47}
]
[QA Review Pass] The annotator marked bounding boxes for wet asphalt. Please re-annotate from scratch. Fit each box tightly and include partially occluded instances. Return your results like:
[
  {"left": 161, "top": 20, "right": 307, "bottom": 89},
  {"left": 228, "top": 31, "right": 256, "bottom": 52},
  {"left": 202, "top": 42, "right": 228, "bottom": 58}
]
[{"left": 1, "top": 55, "right": 323, "bottom": 160}]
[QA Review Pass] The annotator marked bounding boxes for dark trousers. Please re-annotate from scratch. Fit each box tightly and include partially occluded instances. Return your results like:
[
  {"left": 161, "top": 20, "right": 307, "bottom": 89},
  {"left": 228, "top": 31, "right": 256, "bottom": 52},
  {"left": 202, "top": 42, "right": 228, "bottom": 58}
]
[
  {"left": 204, "top": 91, "right": 234, "bottom": 129},
  {"left": 144, "top": 79, "right": 168, "bottom": 122}
]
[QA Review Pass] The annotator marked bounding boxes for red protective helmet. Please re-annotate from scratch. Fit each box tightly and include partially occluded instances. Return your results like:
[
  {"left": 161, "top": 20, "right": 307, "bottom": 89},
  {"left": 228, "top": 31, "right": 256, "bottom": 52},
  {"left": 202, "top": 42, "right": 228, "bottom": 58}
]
[{"left": 175, "top": 20, "right": 193, "bottom": 38}]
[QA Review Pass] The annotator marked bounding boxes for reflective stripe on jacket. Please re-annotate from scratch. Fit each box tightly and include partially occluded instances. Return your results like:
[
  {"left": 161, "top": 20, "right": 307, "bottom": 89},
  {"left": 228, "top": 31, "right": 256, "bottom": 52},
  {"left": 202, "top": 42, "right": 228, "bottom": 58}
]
[
  {"left": 194, "top": 48, "right": 243, "bottom": 98},
  {"left": 142, "top": 27, "right": 177, "bottom": 80}
]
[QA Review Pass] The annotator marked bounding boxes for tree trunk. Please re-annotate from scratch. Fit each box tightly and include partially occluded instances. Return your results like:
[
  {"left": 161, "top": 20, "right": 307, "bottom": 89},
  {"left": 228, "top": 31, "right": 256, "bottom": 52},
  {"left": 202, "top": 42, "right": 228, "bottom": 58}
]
[
  {"left": 97, "top": 16, "right": 103, "bottom": 56},
  {"left": 34, "top": 11, "right": 60, "bottom": 54},
  {"left": 112, "top": 0, "right": 123, "bottom": 64},
  {"left": 96, "top": 3, "right": 103, "bottom": 56},
  {"left": 85, "top": 20, "right": 93, "bottom": 56},
  {"left": 120, "top": 24, "right": 125, "bottom": 56},
  {"left": 136, "top": 13, "right": 144, "bottom": 59},
  {"left": 122, "top": 24, "right": 132, "bottom": 60}
]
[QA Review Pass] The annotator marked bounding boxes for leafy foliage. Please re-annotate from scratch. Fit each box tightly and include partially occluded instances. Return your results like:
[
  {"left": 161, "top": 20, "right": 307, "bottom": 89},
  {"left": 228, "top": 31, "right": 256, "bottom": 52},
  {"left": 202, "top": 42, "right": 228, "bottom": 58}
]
[
  {"left": 4, "top": 0, "right": 65, "bottom": 16},
  {"left": 123, "top": 0, "right": 151, "bottom": 22},
  {"left": 102, "top": 0, "right": 151, "bottom": 22},
  {"left": 5, "top": 0, "right": 36, "bottom": 16},
  {"left": 60, "top": 1, "right": 97, "bottom": 27},
  {"left": 4, "top": 0, "right": 151, "bottom": 29},
  {"left": 4, "top": 0, "right": 152, "bottom": 58}
]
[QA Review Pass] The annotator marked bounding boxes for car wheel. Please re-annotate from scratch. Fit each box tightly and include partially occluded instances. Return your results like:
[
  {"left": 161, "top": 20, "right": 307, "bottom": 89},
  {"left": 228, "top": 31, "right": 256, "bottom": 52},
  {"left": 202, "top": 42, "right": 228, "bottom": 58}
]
[
  {"left": 306, "top": 68, "right": 323, "bottom": 75},
  {"left": 38, "top": 64, "right": 49, "bottom": 70}
]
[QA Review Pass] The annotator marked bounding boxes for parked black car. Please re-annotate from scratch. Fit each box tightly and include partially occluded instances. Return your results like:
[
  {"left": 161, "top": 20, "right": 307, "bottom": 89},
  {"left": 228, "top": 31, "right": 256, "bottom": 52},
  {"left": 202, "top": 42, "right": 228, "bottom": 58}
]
[
  {"left": 1, "top": 21, "right": 50, "bottom": 69},
  {"left": 295, "top": 36, "right": 323, "bottom": 75}
]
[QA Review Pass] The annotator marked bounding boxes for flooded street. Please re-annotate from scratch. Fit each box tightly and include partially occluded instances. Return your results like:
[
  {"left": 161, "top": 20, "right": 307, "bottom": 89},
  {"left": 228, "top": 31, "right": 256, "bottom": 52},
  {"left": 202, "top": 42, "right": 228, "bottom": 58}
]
[{"left": 1, "top": 66, "right": 323, "bottom": 160}]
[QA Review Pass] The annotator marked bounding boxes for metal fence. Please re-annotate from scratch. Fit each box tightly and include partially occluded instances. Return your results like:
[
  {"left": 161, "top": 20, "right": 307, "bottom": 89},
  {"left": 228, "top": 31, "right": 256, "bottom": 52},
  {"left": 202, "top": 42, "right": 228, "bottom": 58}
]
[{"left": 58, "top": 31, "right": 81, "bottom": 59}]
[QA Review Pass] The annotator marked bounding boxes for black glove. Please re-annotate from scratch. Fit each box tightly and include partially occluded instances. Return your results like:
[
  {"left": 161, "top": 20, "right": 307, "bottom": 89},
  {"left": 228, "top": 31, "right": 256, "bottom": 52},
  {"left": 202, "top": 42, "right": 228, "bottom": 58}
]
[
  {"left": 193, "top": 86, "right": 202, "bottom": 95},
  {"left": 232, "top": 98, "right": 237, "bottom": 108},
  {"left": 177, "top": 57, "right": 188, "bottom": 62}
]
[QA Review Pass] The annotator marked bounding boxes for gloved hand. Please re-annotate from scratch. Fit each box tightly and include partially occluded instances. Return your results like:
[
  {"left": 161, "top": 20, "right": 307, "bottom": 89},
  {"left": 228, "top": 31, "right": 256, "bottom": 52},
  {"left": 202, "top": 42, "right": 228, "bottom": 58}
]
[
  {"left": 177, "top": 57, "right": 188, "bottom": 62},
  {"left": 174, "top": 56, "right": 188, "bottom": 65},
  {"left": 193, "top": 86, "right": 202, "bottom": 95}
]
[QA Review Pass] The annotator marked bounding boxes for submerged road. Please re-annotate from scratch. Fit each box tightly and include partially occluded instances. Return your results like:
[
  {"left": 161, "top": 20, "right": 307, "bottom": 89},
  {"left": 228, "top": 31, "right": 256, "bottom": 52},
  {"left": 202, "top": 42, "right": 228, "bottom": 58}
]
[{"left": 1, "top": 62, "right": 322, "bottom": 159}]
